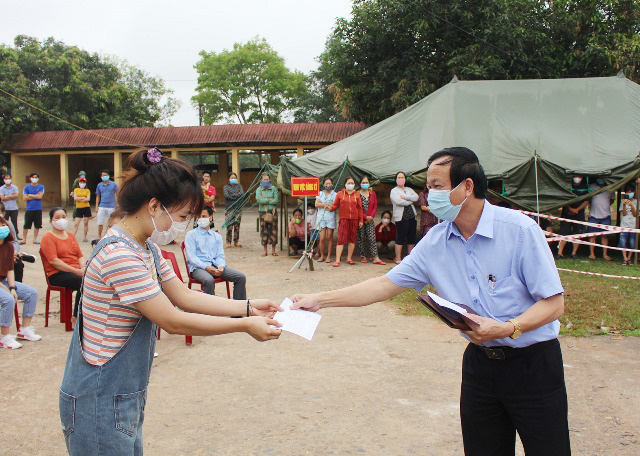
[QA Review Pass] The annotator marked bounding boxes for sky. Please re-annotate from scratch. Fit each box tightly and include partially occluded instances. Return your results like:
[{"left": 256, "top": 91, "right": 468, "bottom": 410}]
[{"left": 1, "top": 0, "right": 353, "bottom": 126}]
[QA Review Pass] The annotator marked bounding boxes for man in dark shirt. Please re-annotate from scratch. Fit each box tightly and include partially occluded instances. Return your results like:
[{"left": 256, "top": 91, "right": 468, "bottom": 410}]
[{"left": 557, "top": 176, "right": 589, "bottom": 259}]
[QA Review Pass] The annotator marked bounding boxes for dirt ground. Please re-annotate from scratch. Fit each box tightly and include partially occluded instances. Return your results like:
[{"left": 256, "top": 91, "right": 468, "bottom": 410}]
[{"left": 1, "top": 208, "right": 639, "bottom": 455}]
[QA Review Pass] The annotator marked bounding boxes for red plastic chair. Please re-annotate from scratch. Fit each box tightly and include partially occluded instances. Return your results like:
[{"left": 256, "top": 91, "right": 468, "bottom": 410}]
[
  {"left": 39, "top": 250, "right": 74, "bottom": 331},
  {"left": 180, "top": 241, "right": 231, "bottom": 298},
  {"left": 14, "top": 303, "right": 20, "bottom": 332},
  {"left": 159, "top": 249, "right": 193, "bottom": 346}
]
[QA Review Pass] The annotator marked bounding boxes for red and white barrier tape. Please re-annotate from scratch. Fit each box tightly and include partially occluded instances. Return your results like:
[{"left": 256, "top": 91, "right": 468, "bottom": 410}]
[
  {"left": 549, "top": 236, "right": 640, "bottom": 253},
  {"left": 544, "top": 230, "right": 619, "bottom": 242},
  {"left": 557, "top": 268, "right": 640, "bottom": 280},
  {"left": 521, "top": 210, "right": 640, "bottom": 234}
]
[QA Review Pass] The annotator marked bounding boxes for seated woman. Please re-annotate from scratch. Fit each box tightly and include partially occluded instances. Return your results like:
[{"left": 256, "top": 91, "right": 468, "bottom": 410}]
[
  {"left": 375, "top": 210, "right": 396, "bottom": 259},
  {"left": 0, "top": 215, "right": 40, "bottom": 349},
  {"left": 41, "top": 208, "right": 86, "bottom": 323},
  {"left": 288, "top": 208, "right": 307, "bottom": 256},
  {"left": 0, "top": 201, "right": 36, "bottom": 284}
]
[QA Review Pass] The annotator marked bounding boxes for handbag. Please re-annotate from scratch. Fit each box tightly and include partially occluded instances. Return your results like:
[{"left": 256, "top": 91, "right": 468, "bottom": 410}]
[{"left": 263, "top": 211, "right": 274, "bottom": 223}]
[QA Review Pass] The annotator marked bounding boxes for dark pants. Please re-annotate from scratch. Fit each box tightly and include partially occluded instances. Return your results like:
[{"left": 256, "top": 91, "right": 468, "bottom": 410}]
[
  {"left": 191, "top": 266, "right": 247, "bottom": 300},
  {"left": 6, "top": 210, "right": 19, "bottom": 236},
  {"left": 461, "top": 339, "right": 570, "bottom": 456},
  {"left": 49, "top": 272, "right": 82, "bottom": 317}
]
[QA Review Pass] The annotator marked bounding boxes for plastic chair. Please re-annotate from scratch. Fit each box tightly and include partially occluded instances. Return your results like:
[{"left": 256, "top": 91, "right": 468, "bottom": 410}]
[
  {"left": 180, "top": 241, "right": 231, "bottom": 298},
  {"left": 159, "top": 249, "right": 193, "bottom": 346},
  {"left": 39, "top": 250, "right": 74, "bottom": 331},
  {"left": 14, "top": 303, "right": 20, "bottom": 332}
]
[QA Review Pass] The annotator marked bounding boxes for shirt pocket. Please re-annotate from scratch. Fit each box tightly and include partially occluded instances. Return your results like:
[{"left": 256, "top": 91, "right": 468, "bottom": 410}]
[
  {"left": 114, "top": 389, "right": 147, "bottom": 437},
  {"left": 486, "top": 275, "right": 528, "bottom": 319},
  {"left": 59, "top": 390, "right": 76, "bottom": 437}
]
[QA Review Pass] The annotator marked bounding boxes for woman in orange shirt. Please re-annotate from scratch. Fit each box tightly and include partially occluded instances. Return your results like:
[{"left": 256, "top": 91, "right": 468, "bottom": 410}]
[
  {"left": 329, "top": 176, "right": 363, "bottom": 267},
  {"left": 41, "top": 208, "right": 86, "bottom": 322}
]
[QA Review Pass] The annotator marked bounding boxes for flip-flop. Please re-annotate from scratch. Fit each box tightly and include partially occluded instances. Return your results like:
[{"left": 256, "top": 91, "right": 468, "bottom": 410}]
[
  {"left": 325, "top": 259, "right": 332, "bottom": 263},
  {"left": 260, "top": 252, "right": 268, "bottom": 257},
  {"left": 394, "top": 260, "right": 402, "bottom": 265},
  {"left": 360, "top": 258, "right": 368, "bottom": 263},
  {"left": 272, "top": 252, "right": 279, "bottom": 256},
  {"left": 347, "top": 260, "right": 356, "bottom": 265},
  {"left": 332, "top": 261, "right": 340, "bottom": 267},
  {"left": 372, "top": 260, "right": 386, "bottom": 265}
]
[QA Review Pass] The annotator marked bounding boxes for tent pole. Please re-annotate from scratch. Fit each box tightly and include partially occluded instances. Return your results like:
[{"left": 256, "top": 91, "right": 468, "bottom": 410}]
[
  {"left": 534, "top": 151, "right": 541, "bottom": 225},
  {"left": 635, "top": 178, "right": 639, "bottom": 266}
]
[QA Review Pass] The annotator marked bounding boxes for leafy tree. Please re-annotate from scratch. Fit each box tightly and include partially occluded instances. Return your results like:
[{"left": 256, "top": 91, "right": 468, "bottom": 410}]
[
  {"left": 0, "top": 35, "right": 178, "bottom": 147},
  {"left": 193, "top": 37, "right": 308, "bottom": 124},
  {"left": 320, "top": 0, "right": 640, "bottom": 124},
  {"left": 294, "top": 60, "right": 348, "bottom": 123}
]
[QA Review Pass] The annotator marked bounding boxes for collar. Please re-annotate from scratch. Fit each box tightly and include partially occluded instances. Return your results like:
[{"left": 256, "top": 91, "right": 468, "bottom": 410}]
[
  {"left": 198, "top": 226, "right": 215, "bottom": 236},
  {"left": 446, "top": 200, "right": 494, "bottom": 240}
]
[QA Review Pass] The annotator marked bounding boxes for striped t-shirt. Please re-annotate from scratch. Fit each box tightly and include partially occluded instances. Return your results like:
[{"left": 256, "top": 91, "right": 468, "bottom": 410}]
[{"left": 81, "top": 227, "right": 176, "bottom": 366}]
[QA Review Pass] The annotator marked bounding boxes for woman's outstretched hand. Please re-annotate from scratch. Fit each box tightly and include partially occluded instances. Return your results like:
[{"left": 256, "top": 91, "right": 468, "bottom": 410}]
[
  {"left": 250, "top": 299, "right": 283, "bottom": 318},
  {"left": 244, "top": 316, "right": 282, "bottom": 341}
]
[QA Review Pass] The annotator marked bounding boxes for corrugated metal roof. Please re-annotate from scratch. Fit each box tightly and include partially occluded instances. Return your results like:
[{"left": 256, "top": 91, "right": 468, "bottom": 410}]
[{"left": 4, "top": 122, "right": 367, "bottom": 152}]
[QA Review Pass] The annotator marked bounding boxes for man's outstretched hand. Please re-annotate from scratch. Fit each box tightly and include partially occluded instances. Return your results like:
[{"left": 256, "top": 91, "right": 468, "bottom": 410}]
[{"left": 290, "top": 294, "right": 322, "bottom": 312}]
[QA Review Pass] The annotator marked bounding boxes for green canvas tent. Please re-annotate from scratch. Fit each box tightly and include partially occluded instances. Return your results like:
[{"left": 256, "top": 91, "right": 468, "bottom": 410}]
[{"left": 275, "top": 75, "right": 640, "bottom": 212}]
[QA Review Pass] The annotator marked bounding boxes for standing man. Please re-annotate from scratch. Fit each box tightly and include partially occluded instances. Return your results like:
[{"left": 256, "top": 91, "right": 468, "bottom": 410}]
[
  {"left": 201, "top": 171, "right": 216, "bottom": 212},
  {"left": 22, "top": 172, "right": 45, "bottom": 245},
  {"left": 586, "top": 178, "right": 614, "bottom": 261},
  {"left": 95, "top": 169, "right": 118, "bottom": 238},
  {"left": 292, "top": 147, "right": 569, "bottom": 455},
  {"left": 184, "top": 206, "right": 247, "bottom": 299},
  {"left": 1, "top": 173, "right": 21, "bottom": 240},
  {"left": 557, "top": 176, "right": 590, "bottom": 259}
]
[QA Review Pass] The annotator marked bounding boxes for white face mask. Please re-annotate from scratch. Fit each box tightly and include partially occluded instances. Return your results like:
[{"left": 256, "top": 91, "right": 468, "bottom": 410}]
[
  {"left": 572, "top": 177, "right": 582, "bottom": 185},
  {"left": 79, "top": 183, "right": 86, "bottom": 189},
  {"left": 345, "top": 183, "right": 355, "bottom": 191},
  {"left": 4, "top": 180, "right": 11, "bottom": 186},
  {"left": 382, "top": 218, "right": 390, "bottom": 225},
  {"left": 150, "top": 205, "right": 189, "bottom": 245},
  {"left": 52, "top": 218, "right": 68, "bottom": 231},
  {"left": 31, "top": 177, "right": 39, "bottom": 184},
  {"left": 307, "top": 209, "right": 315, "bottom": 215},
  {"left": 197, "top": 217, "right": 210, "bottom": 229}
]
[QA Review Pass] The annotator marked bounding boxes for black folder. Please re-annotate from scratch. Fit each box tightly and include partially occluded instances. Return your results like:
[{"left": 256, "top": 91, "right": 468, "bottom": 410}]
[{"left": 416, "top": 293, "right": 479, "bottom": 331}]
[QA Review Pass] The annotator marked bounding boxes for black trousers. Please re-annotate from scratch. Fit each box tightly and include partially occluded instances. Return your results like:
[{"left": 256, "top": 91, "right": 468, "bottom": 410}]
[
  {"left": 14, "top": 257, "right": 24, "bottom": 283},
  {"left": 461, "top": 339, "right": 570, "bottom": 456},
  {"left": 6, "top": 210, "right": 19, "bottom": 236},
  {"left": 49, "top": 272, "right": 82, "bottom": 317}
]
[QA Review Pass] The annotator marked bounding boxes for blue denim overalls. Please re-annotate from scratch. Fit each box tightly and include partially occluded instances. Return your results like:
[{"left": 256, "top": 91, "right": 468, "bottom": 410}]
[{"left": 59, "top": 236, "right": 162, "bottom": 455}]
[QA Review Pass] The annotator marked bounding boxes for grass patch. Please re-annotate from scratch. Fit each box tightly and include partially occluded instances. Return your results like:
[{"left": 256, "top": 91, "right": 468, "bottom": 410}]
[{"left": 387, "top": 257, "right": 640, "bottom": 337}]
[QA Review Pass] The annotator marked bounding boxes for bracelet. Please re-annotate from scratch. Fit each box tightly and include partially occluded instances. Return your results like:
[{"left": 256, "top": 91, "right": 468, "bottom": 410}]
[
  {"left": 9, "top": 286, "right": 16, "bottom": 291},
  {"left": 246, "top": 299, "right": 251, "bottom": 317}
]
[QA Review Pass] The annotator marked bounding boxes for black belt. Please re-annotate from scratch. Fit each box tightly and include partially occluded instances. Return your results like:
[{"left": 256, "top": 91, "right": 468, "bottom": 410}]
[{"left": 472, "top": 338, "right": 558, "bottom": 361}]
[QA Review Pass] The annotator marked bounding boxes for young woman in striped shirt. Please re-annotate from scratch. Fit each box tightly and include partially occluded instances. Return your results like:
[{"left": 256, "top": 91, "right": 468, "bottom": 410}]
[{"left": 59, "top": 148, "right": 282, "bottom": 455}]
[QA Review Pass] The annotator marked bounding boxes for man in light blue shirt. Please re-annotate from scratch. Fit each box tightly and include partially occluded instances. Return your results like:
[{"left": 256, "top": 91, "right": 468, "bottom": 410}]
[
  {"left": 185, "top": 206, "right": 246, "bottom": 299},
  {"left": 95, "top": 169, "right": 119, "bottom": 238},
  {"left": 291, "top": 147, "right": 569, "bottom": 455}
]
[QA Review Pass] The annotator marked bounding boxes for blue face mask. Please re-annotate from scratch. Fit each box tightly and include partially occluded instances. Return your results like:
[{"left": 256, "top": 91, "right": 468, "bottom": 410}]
[
  {"left": 0, "top": 226, "right": 10, "bottom": 239},
  {"left": 230, "top": 179, "right": 238, "bottom": 185},
  {"left": 260, "top": 180, "right": 272, "bottom": 189},
  {"left": 361, "top": 183, "right": 370, "bottom": 190},
  {"left": 427, "top": 181, "right": 467, "bottom": 222},
  {"left": 101, "top": 176, "right": 110, "bottom": 182}
]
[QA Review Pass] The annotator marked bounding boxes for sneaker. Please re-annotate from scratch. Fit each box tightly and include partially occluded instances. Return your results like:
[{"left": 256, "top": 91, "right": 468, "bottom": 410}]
[
  {"left": 83, "top": 237, "right": 88, "bottom": 243},
  {"left": 20, "top": 253, "right": 36, "bottom": 263},
  {"left": 17, "top": 326, "right": 42, "bottom": 341},
  {"left": 0, "top": 334, "right": 22, "bottom": 349}
]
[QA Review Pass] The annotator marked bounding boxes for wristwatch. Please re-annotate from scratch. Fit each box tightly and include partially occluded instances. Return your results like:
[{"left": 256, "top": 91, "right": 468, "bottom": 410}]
[
  {"left": 508, "top": 318, "right": 522, "bottom": 339},
  {"left": 9, "top": 286, "right": 17, "bottom": 291}
]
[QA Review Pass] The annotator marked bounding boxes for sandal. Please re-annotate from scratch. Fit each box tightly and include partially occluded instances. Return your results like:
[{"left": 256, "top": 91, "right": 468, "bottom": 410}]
[
  {"left": 372, "top": 260, "right": 386, "bottom": 265},
  {"left": 360, "top": 258, "right": 368, "bottom": 264},
  {"left": 234, "top": 243, "right": 242, "bottom": 248},
  {"left": 325, "top": 258, "right": 332, "bottom": 264},
  {"left": 272, "top": 252, "right": 279, "bottom": 256},
  {"left": 261, "top": 252, "right": 268, "bottom": 257},
  {"left": 226, "top": 243, "right": 232, "bottom": 248},
  {"left": 347, "top": 260, "right": 356, "bottom": 265},
  {"left": 603, "top": 256, "right": 613, "bottom": 261},
  {"left": 332, "top": 261, "right": 340, "bottom": 267},
  {"left": 394, "top": 260, "right": 402, "bottom": 265}
]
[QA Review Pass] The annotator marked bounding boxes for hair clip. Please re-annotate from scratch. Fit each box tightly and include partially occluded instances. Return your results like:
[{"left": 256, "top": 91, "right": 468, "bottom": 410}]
[{"left": 147, "top": 147, "right": 163, "bottom": 164}]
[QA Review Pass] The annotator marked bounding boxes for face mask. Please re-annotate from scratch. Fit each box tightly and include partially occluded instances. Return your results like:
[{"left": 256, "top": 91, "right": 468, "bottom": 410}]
[
  {"left": 260, "top": 180, "right": 272, "bottom": 189},
  {"left": 197, "top": 217, "right": 211, "bottom": 229},
  {"left": 345, "top": 183, "right": 355, "bottom": 191},
  {"left": 361, "top": 183, "right": 370, "bottom": 190},
  {"left": 295, "top": 218, "right": 301, "bottom": 224},
  {"left": 396, "top": 178, "right": 406, "bottom": 186},
  {"left": 572, "top": 177, "right": 582, "bottom": 185},
  {"left": 0, "top": 226, "right": 10, "bottom": 239},
  {"left": 382, "top": 218, "right": 390, "bottom": 225},
  {"left": 52, "top": 218, "right": 68, "bottom": 231},
  {"left": 627, "top": 193, "right": 635, "bottom": 199},
  {"left": 427, "top": 181, "right": 467, "bottom": 222},
  {"left": 230, "top": 179, "right": 238, "bottom": 184},
  {"left": 595, "top": 179, "right": 605, "bottom": 186},
  {"left": 101, "top": 176, "right": 110, "bottom": 182},
  {"left": 307, "top": 209, "right": 315, "bottom": 215},
  {"left": 79, "top": 183, "right": 86, "bottom": 189},
  {"left": 31, "top": 177, "right": 39, "bottom": 184},
  {"left": 150, "top": 206, "right": 189, "bottom": 245},
  {"left": 4, "top": 180, "right": 11, "bottom": 186},
  {"left": 324, "top": 185, "right": 333, "bottom": 191}
]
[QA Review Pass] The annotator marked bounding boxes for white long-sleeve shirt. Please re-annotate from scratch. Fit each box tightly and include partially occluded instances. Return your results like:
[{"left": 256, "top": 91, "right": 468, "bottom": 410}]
[{"left": 390, "top": 186, "right": 419, "bottom": 222}]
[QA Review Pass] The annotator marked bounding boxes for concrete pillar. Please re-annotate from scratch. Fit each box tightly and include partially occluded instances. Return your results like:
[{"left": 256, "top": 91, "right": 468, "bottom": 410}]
[
  {"left": 60, "top": 152, "right": 69, "bottom": 206},
  {"left": 113, "top": 151, "right": 123, "bottom": 180},
  {"left": 270, "top": 151, "right": 280, "bottom": 165},
  {"left": 170, "top": 149, "right": 179, "bottom": 160},
  {"left": 231, "top": 148, "right": 240, "bottom": 177},
  {"left": 296, "top": 146, "right": 304, "bottom": 158}
]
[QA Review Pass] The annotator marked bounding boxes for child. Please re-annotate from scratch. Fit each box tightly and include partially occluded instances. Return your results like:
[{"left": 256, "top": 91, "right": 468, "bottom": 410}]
[
  {"left": 288, "top": 208, "right": 307, "bottom": 256},
  {"left": 307, "top": 202, "right": 318, "bottom": 255}
]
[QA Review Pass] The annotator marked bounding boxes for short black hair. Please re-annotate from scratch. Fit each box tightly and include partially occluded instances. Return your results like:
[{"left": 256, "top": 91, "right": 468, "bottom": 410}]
[
  {"left": 29, "top": 172, "right": 39, "bottom": 178},
  {"left": 292, "top": 207, "right": 303, "bottom": 216},
  {"left": 427, "top": 147, "right": 487, "bottom": 199},
  {"left": 0, "top": 202, "right": 5, "bottom": 213},
  {"left": 307, "top": 201, "right": 315, "bottom": 208},
  {"left": 381, "top": 210, "right": 392, "bottom": 219},
  {"left": 323, "top": 177, "right": 333, "bottom": 185},
  {"left": 202, "top": 171, "right": 211, "bottom": 177},
  {"left": 228, "top": 172, "right": 237, "bottom": 179},
  {"left": 49, "top": 207, "right": 67, "bottom": 220},
  {"left": 3, "top": 173, "right": 11, "bottom": 179},
  {"left": 202, "top": 206, "right": 214, "bottom": 216}
]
